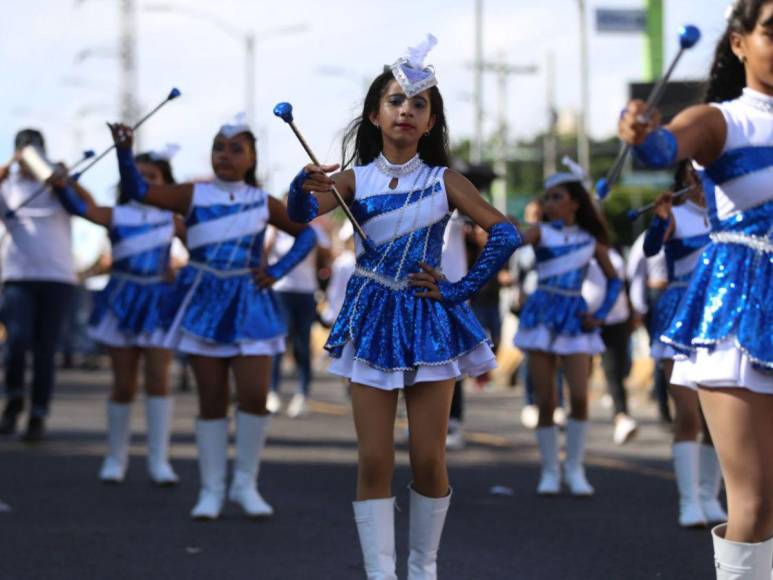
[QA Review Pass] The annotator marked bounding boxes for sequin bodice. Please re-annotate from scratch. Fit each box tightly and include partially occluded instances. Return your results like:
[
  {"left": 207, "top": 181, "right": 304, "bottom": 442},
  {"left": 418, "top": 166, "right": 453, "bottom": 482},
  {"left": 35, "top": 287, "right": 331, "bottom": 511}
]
[
  {"left": 109, "top": 202, "right": 174, "bottom": 277},
  {"left": 664, "top": 202, "right": 710, "bottom": 284},
  {"left": 535, "top": 224, "right": 596, "bottom": 291},
  {"left": 350, "top": 159, "right": 450, "bottom": 283},
  {"left": 185, "top": 181, "right": 269, "bottom": 271}
]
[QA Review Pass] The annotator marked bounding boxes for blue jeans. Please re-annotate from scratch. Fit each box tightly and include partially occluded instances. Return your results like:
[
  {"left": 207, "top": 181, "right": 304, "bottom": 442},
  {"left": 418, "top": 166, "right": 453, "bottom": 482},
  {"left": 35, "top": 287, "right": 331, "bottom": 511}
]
[
  {"left": 2, "top": 281, "right": 75, "bottom": 417},
  {"left": 271, "top": 291, "right": 317, "bottom": 396}
]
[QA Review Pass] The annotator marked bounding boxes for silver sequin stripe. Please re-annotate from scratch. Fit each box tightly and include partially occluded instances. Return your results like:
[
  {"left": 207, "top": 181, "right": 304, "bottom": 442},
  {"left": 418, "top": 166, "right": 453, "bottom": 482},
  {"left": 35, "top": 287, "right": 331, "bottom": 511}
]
[
  {"left": 710, "top": 232, "right": 773, "bottom": 254},
  {"left": 188, "top": 261, "right": 253, "bottom": 277},
  {"left": 537, "top": 285, "right": 582, "bottom": 297},
  {"left": 110, "top": 272, "right": 166, "bottom": 284},
  {"left": 353, "top": 267, "right": 410, "bottom": 291}
]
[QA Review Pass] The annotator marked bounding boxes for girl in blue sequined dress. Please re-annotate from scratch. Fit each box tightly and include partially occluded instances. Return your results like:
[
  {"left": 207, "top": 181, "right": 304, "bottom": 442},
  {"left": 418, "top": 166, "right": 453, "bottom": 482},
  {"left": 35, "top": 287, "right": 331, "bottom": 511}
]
[
  {"left": 106, "top": 117, "right": 317, "bottom": 522},
  {"left": 50, "top": 148, "right": 184, "bottom": 487},
  {"left": 642, "top": 162, "right": 727, "bottom": 530},
  {"left": 619, "top": 1, "right": 773, "bottom": 575},
  {"left": 513, "top": 164, "right": 622, "bottom": 499},
  {"left": 286, "top": 36, "right": 520, "bottom": 579}
]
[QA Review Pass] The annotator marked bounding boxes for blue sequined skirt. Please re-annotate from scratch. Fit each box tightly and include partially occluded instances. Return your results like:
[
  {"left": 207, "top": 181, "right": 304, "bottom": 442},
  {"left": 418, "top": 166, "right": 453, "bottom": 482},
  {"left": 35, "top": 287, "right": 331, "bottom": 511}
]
[
  {"left": 513, "top": 288, "right": 604, "bottom": 354},
  {"left": 662, "top": 205, "right": 773, "bottom": 369},
  {"left": 89, "top": 276, "right": 172, "bottom": 345},
  {"left": 649, "top": 284, "right": 689, "bottom": 359},
  {"left": 326, "top": 273, "right": 492, "bottom": 372},
  {"left": 162, "top": 265, "right": 286, "bottom": 345}
]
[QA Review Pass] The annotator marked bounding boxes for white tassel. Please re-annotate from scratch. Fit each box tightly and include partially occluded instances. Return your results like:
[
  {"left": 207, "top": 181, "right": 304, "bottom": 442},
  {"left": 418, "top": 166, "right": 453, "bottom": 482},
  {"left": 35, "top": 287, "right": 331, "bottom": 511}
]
[
  {"left": 406, "top": 34, "right": 438, "bottom": 69},
  {"left": 561, "top": 156, "right": 588, "bottom": 182}
]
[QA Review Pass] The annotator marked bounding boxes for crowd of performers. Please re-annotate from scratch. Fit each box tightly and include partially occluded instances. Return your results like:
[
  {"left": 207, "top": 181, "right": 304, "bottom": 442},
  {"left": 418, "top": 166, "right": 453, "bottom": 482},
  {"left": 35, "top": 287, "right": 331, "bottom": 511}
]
[{"left": 0, "top": 0, "right": 771, "bottom": 577}]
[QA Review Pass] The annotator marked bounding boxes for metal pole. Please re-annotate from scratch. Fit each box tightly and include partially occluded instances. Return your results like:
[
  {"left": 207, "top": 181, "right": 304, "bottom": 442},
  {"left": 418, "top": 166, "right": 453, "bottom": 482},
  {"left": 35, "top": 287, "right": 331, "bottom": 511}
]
[
  {"left": 577, "top": 0, "right": 591, "bottom": 176},
  {"left": 543, "top": 51, "right": 557, "bottom": 177},
  {"left": 120, "top": 0, "right": 139, "bottom": 146},
  {"left": 492, "top": 51, "right": 508, "bottom": 214},
  {"left": 473, "top": 0, "right": 484, "bottom": 163},
  {"left": 245, "top": 32, "right": 256, "bottom": 129}
]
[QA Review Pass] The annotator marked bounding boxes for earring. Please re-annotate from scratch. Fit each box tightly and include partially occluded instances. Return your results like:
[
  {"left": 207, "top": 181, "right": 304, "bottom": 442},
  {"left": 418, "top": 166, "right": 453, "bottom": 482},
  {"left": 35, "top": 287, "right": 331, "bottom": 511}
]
[
  {"left": 739, "top": 54, "right": 747, "bottom": 64},
  {"left": 424, "top": 131, "right": 430, "bottom": 136}
]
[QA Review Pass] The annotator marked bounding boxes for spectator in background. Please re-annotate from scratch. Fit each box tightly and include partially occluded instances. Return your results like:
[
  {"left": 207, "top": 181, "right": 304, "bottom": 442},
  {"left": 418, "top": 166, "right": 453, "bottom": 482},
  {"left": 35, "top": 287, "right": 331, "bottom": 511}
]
[
  {"left": 0, "top": 129, "right": 78, "bottom": 441},
  {"left": 266, "top": 215, "right": 331, "bottom": 418}
]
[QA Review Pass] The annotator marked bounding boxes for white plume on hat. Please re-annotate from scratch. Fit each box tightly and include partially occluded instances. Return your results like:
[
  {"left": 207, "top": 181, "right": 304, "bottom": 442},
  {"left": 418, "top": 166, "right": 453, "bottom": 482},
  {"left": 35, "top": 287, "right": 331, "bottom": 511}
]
[
  {"left": 149, "top": 143, "right": 180, "bottom": 162},
  {"left": 391, "top": 34, "right": 439, "bottom": 98},
  {"left": 218, "top": 112, "right": 252, "bottom": 138},
  {"left": 544, "top": 156, "right": 588, "bottom": 190}
]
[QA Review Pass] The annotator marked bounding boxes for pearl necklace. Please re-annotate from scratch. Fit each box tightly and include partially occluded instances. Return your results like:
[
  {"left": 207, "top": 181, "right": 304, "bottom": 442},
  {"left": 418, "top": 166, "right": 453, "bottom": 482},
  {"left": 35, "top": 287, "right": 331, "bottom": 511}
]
[
  {"left": 741, "top": 88, "right": 773, "bottom": 114},
  {"left": 375, "top": 154, "right": 422, "bottom": 178}
]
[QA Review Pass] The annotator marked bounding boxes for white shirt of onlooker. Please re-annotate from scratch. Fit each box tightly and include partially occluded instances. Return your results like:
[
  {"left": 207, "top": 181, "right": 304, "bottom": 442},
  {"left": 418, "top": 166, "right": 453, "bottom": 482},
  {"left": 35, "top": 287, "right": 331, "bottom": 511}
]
[
  {"left": 269, "top": 223, "right": 331, "bottom": 293},
  {"left": 582, "top": 247, "right": 629, "bottom": 325},
  {"left": 0, "top": 167, "right": 76, "bottom": 284}
]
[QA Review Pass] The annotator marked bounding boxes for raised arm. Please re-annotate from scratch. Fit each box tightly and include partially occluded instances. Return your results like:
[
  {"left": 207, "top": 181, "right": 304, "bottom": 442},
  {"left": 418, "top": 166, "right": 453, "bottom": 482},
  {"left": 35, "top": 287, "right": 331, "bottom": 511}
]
[
  {"left": 49, "top": 171, "right": 112, "bottom": 227},
  {"left": 642, "top": 191, "right": 676, "bottom": 257},
  {"left": 618, "top": 101, "right": 727, "bottom": 169},
  {"left": 286, "top": 163, "right": 355, "bottom": 223},
  {"left": 108, "top": 123, "right": 193, "bottom": 215}
]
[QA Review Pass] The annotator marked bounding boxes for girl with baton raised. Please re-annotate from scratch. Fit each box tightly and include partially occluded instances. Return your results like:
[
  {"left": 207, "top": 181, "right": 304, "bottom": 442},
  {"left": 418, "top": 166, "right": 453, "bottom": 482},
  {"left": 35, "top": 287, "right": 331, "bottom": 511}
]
[
  {"left": 108, "top": 115, "right": 317, "bottom": 520},
  {"left": 640, "top": 162, "right": 727, "bottom": 530},
  {"left": 51, "top": 145, "right": 185, "bottom": 486},
  {"left": 283, "top": 35, "right": 520, "bottom": 579},
  {"left": 619, "top": 1, "right": 773, "bottom": 576}
]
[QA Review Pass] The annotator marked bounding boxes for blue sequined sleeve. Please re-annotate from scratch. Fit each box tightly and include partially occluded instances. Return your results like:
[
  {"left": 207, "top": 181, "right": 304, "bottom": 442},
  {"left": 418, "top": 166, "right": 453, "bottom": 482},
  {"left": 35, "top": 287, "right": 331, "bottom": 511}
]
[
  {"left": 52, "top": 184, "right": 87, "bottom": 217},
  {"left": 643, "top": 215, "right": 670, "bottom": 257},
  {"left": 594, "top": 278, "right": 623, "bottom": 321},
  {"left": 266, "top": 226, "right": 318, "bottom": 280},
  {"left": 439, "top": 221, "right": 522, "bottom": 306},
  {"left": 116, "top": 147, "right": 148, "bottom": 201},
  {"left": 633, "top": 128, "right": 678, "bottom": 169},
  {"left": 287, "top": 169, "right": 319, "bottom": 224}
]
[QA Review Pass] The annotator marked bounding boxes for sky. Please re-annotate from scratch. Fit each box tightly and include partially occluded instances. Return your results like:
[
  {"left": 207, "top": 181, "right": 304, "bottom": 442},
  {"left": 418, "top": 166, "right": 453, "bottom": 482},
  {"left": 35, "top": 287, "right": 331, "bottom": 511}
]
[{"left": 0, "top": 0, "right": 732, "bottom": 260}]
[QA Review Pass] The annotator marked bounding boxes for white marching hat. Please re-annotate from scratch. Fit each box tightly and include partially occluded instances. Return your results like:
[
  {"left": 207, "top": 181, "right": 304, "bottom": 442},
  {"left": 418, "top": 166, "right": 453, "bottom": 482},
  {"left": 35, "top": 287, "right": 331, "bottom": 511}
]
[
  {"left": 391, "top": 34, "right": 439, "bottom": 98},
  {"left": 218, "top": 112, "right": 252, "bottom": 138},
  {"left": 544, "top": 156, "right": 588, "bottom": 189},
  {"left": 148, "top": 143, "right": 180, "bottom": 162}
]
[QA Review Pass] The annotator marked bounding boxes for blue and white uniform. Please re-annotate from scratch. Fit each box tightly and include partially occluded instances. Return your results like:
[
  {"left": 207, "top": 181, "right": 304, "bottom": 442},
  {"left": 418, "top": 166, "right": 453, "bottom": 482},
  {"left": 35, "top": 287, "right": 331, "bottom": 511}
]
[
  {"left": 664, "top": 88, "right": 773, "bottom": 394},
  {"left": 514, "top": 223, "right": 604, "bottom": 355},
  {"left": 162, "top": 180, "right": 285, "bottom": 357},
  {"left": 89, "top": 202, "right": 175, "bottom": 348},
  {"left": 326, "top": 156, "right": 496, "bottom": 390},
  {"left": 650, "top": 201, "right": 710, "bottom": 360}
]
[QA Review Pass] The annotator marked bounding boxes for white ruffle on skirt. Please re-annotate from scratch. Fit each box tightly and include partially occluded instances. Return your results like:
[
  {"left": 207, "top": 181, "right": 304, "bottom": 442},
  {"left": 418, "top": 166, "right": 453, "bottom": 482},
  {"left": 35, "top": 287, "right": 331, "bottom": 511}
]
[
  {"left": 514, "top": 325, "right": 604, "bottom": 355},
  {"left": 328, "top": 341, "right": 496, "bottom": 390},
  {"left": 670, "top": 337, "right": 773, "bottom": 395},
  {"left": 172, "top": 331, "right": 285, "bottom": 357},
  {"left": 88, "top": 313, "right": 168, "bottom": 349}
]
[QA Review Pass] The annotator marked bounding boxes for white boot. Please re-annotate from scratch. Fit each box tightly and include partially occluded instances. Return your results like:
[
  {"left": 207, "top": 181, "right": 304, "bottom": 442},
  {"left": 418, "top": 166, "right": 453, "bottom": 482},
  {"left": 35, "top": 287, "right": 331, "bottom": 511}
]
[
  {"left": 712, "top": 524, "right": 773, "bottom": 579},
  {"left": 563, "top": 419, "right": 594, "bottom": 496},
  {"left": 700, "top": 444, "right": 728, "bottom": 525},
  {"left": 353, "top": 498, "right": 397, "bottom": 580},
  {"left": 535, "top": 426, "right": 561, "bottom": 495},
  {"left": 673, "top": 441, "right": 707, "bottom": 528},
  {"left": 190, "top": 418, "right": 228, "bottom": 520},
  {"left": 145, "top": 396, "right": 179, "bottom": 486},
  {"left": 99, "top": 401, "right": 132, "bottom": 483},
  {"left": 408, "top": 486, "right": 452, "bottom": 580},
  {"left": 228, "top": 411, "right": 273, "bottom": 518}
]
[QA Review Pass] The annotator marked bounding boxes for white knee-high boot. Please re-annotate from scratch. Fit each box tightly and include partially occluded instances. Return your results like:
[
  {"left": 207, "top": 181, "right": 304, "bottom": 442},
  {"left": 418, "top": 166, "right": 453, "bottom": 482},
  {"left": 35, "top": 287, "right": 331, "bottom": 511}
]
[
  {"left": 673, "top": 441, "right": 707, "bottom": 528},
  {"left": 712, "top": 524, "right": 773, "bottom": 580},
  {"left": 699, "top": 444, "right": 727, "bottom": 525},
  {"left": 228, "top": 411, "right": 273, "bottom": 517},
  {"left": 353, "top": 497, "right": 397, "bottom": 580},
  {"left": 145, "top": 396, "right": 179, "bottom": 486},
  {"left": 190, "top": 418, "right": 228, "bottom": 520},
  {"left": 99, "top": 401, "right": 132, "bottom": 483},
  {"left": 563, "top": 419, "right": 594, "bottom": 496},
  {"left": 535, "top": 426, "right": 560, "bottom": 495},
  {"left": 407, "top": 486, "right": 452, "bottom": 580}
]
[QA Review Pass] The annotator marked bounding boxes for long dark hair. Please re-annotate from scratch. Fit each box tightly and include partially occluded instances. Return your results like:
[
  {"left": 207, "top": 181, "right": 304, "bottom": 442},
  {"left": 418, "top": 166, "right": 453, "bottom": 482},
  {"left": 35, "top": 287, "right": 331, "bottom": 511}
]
[
  {"left": 563, "top": 181, "right": 610, "bottom": 245},
  {"left": 341, "top": 70, "right": 450, "bottom": 169},
  {"left": 704, "top": 0, "right": 769, "bottom": 103},
  {"left": 240, "top": 131, "right": 259, "bottom": 187},
  {"left": 117, "top": 152, "right": 176, "bottom": 205}
]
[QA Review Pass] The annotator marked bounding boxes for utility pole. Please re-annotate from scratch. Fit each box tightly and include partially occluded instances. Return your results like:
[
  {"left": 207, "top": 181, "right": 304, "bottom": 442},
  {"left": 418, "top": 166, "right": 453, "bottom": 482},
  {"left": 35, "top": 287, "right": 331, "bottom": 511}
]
[
  {"left": 120, "top": 0, "right": 139, "bottom": 144},
  {"left": 543, "top": 51, "right": 557, "bottom": 178},
  {"left": 245, "top": 32, "right": 256, "bottom": 129},
  {"left": 472, "top": 0, "right": 484, "bottom": 163},
  {"left": 479, "top": 55, "right": 538, "bottom": 213},
  {"left": 577, "top": 0, "right": 591, "bottom": 175}
]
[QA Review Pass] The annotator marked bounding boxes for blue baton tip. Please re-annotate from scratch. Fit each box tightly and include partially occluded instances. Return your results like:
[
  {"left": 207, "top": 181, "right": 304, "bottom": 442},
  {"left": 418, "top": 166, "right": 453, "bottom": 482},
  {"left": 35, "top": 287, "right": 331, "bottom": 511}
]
[
  {"left": 273, "top": 102, "right": 294, "bottom": 123},
  {"left": 679, "top": 25, "right": 701, "bottom": 50}
]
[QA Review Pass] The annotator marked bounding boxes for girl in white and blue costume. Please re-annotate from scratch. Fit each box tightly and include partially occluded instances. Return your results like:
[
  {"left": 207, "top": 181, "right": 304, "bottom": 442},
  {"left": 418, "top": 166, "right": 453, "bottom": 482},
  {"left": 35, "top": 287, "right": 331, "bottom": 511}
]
[
  {"left": 52, "top": 146, "right": 183, "bottom": 487},
  {"left": 286, "top": 35, "right": 520, "bottom": 579},
  {"left": 619, "top": 1, "right": 773, "bottom": 574},
  {"left": 513, "top": 158, "right": 622, "bottom": 499},
  {"left": 641, "top": 162, "right": 727, "bottom": 530},
  {"left": 109, "top": 114, "right": 317, "bottom": 522}
]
